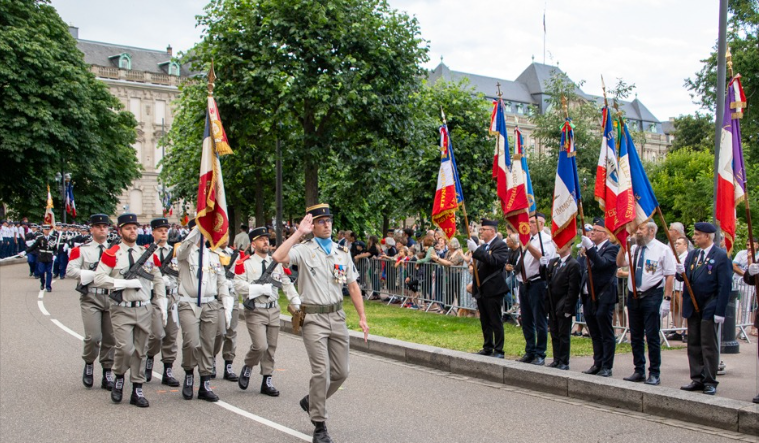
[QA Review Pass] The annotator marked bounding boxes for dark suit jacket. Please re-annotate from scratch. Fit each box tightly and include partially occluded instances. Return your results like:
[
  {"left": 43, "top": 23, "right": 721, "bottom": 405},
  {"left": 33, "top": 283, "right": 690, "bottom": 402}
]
[
  {"left": 578, "top": 241, "right": 620, "bottom": 307},
  {"left": 471, "top": 237, "right": 510, "bottom": 298},
  {"left": 676, "top": 246, "right": 732, "bottom": 320},
  {"left": 540, "top": 256, "right": 581, "bottom": 317}
]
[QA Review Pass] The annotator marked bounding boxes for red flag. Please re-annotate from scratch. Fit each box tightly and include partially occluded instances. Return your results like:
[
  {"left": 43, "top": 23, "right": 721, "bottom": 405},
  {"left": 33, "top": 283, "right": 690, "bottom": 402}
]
[
  {"left": 431, "top": 125, "right": 459, "bottom": 240},
  {"left": 44, "top": 185, "right": 56, "bottom": 227}
]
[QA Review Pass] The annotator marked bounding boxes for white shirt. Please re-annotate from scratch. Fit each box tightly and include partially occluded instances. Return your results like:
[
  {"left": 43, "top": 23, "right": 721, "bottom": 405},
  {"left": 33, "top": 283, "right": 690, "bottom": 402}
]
[
  {"left": 674, "top": 251, "right": 688, "bottom": 291},
  {"left": 517, "top": 231, "right": 556, "bottom": 283},
  {"left": 733, "top": 249, "right": 759, "bottom": 282},
  {"left": 626, "top": 239, "right": 676, "bottom": 292}
]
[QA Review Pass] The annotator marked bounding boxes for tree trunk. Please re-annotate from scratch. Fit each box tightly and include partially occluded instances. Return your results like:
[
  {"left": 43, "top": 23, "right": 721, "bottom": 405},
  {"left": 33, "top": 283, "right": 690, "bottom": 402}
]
[
  {"left": 255, "top": 174, "right": 264, "bottom": 227},
  {"left": 382, "top": 214, "right": 389, "bottom": 237},
  {"left": 304, "top": 156, "right": 319, "bottom": 207}
]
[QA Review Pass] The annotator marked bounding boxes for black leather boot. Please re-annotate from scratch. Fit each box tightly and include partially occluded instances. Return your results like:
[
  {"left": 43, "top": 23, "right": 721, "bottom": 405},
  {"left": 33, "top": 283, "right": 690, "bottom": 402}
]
[
  {"left": 312, "top": 421, "right": 334, "bottom": 443},
  {"left": 82, "top": 363, "right": 94, "bottom": 388},
  {"left": 101, "top": 368, "right": 114, "bottom": 391},
  {"left": 182, "top": 371, "right": 194, "bottom": 400},
  {"left": 300, "top": 395, "right": 310, "bottom": 413},
  {"left": 223, "top": 361, "right": 238, "bottom": 381},
  {"left": 129, "top": 383, "right": 150, "bottom": 408},
  {"left": 111, "top": 374, "right": 125, "bottom": 403},
  {"left": 238, "top": 365, "right": 251, "bottom": 390},
  {"left": 145, "top": 356, "right": 154, "bottom": 382},
  {"left": 260, "top": 375, "right": 280, "bottom": 397},
  {"left": 161, "top": 365, "right": 180, "bottom": 387},
  {"left": 197, "top": 375, "right": 219, "bottom": 402}
]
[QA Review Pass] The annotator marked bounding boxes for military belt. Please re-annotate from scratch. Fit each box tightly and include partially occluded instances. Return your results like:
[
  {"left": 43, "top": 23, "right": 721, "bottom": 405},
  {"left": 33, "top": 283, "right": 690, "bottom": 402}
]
[
  {"left": 116, "top": 300, "right": 149, "bottom": 308},
  {"left": 302, "top": 301, "right": 343, "bottom": 314},
  {"left": 179, "top": 296, "right": 216, "bottom": 304},
  {"left": 87, "top": 287, "right": 110, "bottom": 295},
  {"left": 253, "top": 301, "right": 278, "bottom": 309}
]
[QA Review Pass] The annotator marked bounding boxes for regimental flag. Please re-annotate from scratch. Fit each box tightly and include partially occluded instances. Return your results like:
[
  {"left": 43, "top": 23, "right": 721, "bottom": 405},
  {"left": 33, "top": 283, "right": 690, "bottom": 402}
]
[
  {"left": 614, "top": 117, "right": 635, "bottom": 249},
  {"left": 551, "top": 119, "right": 581, "bottom": 250},
  {"left": 162, "top": 190, "right": 174, "bottom": 217},
  {"left": 44, "top": 184, "right": 56, "bottom": 227},
  {"left": 716, "top": 74, "right": 748, "bottom": 254},
  {"left": 65, "top": 182, "right": 76, "bottom": 219},
  {"left": 623, "top": 122, "right": 658, "bottom": 232},
  {"left": 196, "top": 96, "right": 233, "bottom": 250},
  {"left": 432, "top": 123, "right": 463, "bottom": 240},
  {"left": 517, "top": 125, "right": 537, "bottom": 216},
  {"left": 489, "top": 100, "right": 531, "bottom": 245}
]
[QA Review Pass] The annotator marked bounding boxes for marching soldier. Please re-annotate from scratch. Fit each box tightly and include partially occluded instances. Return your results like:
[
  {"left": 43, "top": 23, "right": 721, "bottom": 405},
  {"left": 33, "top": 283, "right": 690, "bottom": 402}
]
[
  {"left": 272, "top": 204, "right": 369, "bottom": 443},
  {"left": 212, "top": 238, "right": 240, "bottom": 382},
  {"left": 23, "top": 224, "right": 57, "bottom": 291},
  {"left": 175, "top": 221, "right": 233, "bottom": 402},
  {"left": 145, "top": 217, "right": 181, "bottom": 387},
  {"left": 234, "top": 226, "right": 301, "bottom": 396},
  {"left": 94, "top": 213, "right": 166, "bottom": 407},
  {"left": 66, "top": 214, "right": 116, "bottom": 390}
]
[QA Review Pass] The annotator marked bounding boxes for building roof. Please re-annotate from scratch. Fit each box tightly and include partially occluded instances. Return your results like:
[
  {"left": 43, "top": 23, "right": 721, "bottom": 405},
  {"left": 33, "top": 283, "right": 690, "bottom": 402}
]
[{"left": 75, "top": 39, "right": 191, "bottom": 77}]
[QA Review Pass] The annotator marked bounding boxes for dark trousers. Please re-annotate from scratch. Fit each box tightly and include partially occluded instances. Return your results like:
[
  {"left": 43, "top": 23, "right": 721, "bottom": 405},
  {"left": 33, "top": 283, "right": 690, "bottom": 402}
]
[
  {"left": 37, "top": 261, "right": 53, "bottom": 290},
  {"left": 627, "top": 290, "right": 663, "bottom": 376},
  {"left": 584, "top": 301, "right": 616, "bottom": 369},
  {"left": 56, "top": 252, "right": 68, "bottom": 278},
  {"left": 0, "top": 239, "right": 9, "bottom": 258},
  {"left": 519, "top": 281, "right": 548, "bottom": 359},
  {"left": 27, "top": 254, "right": 37, "bottom": 275},
  {"left": 476, "top": 295, "right": 504, "bottom": 354},
  {"left": 686, "top": 313, "right": 719, "bottom": 387},
  {"left": 548, "top": 313, "right": 572, "bottom": 365}
]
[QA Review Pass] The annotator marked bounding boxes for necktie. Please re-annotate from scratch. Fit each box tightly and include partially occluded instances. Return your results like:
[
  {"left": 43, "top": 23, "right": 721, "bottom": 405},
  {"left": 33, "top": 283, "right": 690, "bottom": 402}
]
[
  {"left": 160, "top": 248, "right": 166, "bottom": 264},
  {"left": 635, "top": 245, "right": 646, "bottom": 288},
  {"left": 261, "top": 258, "right": 267, "bottom": 278},
  {"left": 697, "top": 250, "right": 705, "bottom": 266},
  {"left": 98, "top": 245, "right": 104, "bottom": 260},
  {"left": 128, "top": 248, "right": 135, "bottom": 268}
]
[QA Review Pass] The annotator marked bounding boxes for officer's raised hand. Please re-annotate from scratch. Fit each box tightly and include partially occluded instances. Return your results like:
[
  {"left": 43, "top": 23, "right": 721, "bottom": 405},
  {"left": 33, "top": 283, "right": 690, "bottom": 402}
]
[{"left": 297, "top": 214, "right": 314, "bottom": 236}]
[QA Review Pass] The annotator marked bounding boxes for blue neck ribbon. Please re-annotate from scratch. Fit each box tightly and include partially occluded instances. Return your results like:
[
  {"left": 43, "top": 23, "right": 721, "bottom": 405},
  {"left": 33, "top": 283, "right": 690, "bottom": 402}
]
[{"left": 314, "top": 237, "right": 332, "bottom": 255}]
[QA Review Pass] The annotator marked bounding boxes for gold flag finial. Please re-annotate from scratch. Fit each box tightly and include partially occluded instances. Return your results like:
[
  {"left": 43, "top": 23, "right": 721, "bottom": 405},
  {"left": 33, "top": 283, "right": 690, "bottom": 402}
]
[
  {"left": 727, "top": 47, "right": 734, "bottom": 78},
  {"left": 561, "top": 95, "right": 568, "bottom": 119},
  {"left": 496, "top": 82, "right": 502, "bottom": 98},
  {"left": 440, "top": 107, "right": 447, "bottom": 126},
  {"left": 601, "top": 75, "right": 609, "bottom": 107},
  {"left": 207, "top": 62, "right": 216, "bottom": 96}
]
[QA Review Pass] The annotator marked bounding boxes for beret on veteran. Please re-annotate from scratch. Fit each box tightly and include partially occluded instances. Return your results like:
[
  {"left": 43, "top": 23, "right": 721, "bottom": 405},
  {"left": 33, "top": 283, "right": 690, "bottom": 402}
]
[{"left": 694, "top": 222, "right": 717, "bottom": 234}]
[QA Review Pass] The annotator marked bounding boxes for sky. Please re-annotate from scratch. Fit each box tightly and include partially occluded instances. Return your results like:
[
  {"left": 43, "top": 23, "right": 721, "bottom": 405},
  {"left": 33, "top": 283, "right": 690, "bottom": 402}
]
[{"left": 51, "top": 0, "right": 722, "bottom": 121}]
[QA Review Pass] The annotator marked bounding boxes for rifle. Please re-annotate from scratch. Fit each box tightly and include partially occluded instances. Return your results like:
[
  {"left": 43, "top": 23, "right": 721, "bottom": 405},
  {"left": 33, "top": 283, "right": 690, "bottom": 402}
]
[
  {"left": 158, "top": 250, "right": 179, "bottom": 278},
  {"left": 110, "top": 243, "right": 158, "bottom": 304},
  {"left": 75, "top": 261, "right": 99, "bottom": 295},
  {"left": 224, "top": 249, "right": 240, "bottom": 280},
  {"left": 242, "top": 259, "right": 282, "bottom": 311}
]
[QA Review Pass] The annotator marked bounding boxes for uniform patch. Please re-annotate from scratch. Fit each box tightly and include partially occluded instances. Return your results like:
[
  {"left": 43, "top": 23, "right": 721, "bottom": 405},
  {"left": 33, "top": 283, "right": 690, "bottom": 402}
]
[
  {"left": 101, "top": 244, "right": 120, "bottom": 268},
  {"left": 234, "top": 254, "right": 250, "bottom": 275},
  {"left": 153, "top": 254, "right": 162, "bottom": 267},
  {"left": 69, "top": 246, "right": 81, "bottom": 261}
]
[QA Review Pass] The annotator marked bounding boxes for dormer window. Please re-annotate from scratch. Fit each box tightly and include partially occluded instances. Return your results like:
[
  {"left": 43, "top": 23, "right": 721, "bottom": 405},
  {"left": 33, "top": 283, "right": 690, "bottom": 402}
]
[
  {"left": 168, "top": 62, "right": 180, "bottom": 76},
  {"left": 109, "top": 53, "right": 131, "bottom": 70}
]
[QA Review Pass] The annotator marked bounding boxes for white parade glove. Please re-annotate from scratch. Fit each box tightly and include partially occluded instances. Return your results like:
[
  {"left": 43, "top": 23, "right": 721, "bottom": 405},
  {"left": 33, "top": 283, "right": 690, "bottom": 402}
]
[
  {"left": 675, "top": 263, "right": 685, "bottom": 274},
  {"left": 247, "top": 283, "right": 272, "bottom": 300},
  {"left": 112, "top": 279, "right": 129, "bottom": 290},
  {"left": 660, "top": 300, "right": 671, "bottom": 318},
  {"left": 564, "top": 312, "right": 571, "bottom": 318},
  {"left": 184, "top": 226, "right": 201, "bottom": 245},
  {"left": 581, "top": 236, "right": 593, "bottom": 250},
  {"left": 714, "top": 315, "right": 725, "bottom": 324},
  {"left": 18, "top": 250, "right": 27, "bottom": 258},
  {"left": 289, "top": 296, "right": 301, "bottom": 312},
  {"left": 158, "top": 298, "right": 168, "bottom": 327},
  {"left": 466, "top": 239, "right": 478, "bottom": 253},
  {"left": 222, "top": 296, "right": 233, "bottom": 329},
  {"left": 116, "top": 279, "right": 143, "bottom": 290},
  {"left": 748, "top": 263, "right": 759, "bottom": 276},
  {"left": 539, "top": 256, "right": 550, "bottom": 266},
  {"left": 79, "top": 270, "right": 96, "bottom": 286},
  {"left": 161, "top": 275, "right": 171, "bottom": 288}
]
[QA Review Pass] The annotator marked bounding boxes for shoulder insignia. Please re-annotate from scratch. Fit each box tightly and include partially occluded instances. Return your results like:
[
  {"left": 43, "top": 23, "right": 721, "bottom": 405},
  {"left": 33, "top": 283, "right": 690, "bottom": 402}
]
[
  {"left": 338, "top": 245, "right": 349, "bottom": 253},
  {"left": 69, "top": 246, "right": 81, "bottom": 261},
  {"left": 234, "top": 253, "right": 249, "bottom": 275},
  {"left": 153, "top": 254, "right": 162, "bottom": 267},
  {"left": 101, "top": 244, "right": 120, "bottom": 268},
  {"left": 282, "top": 266, "right": 292, "bottom": 276}
]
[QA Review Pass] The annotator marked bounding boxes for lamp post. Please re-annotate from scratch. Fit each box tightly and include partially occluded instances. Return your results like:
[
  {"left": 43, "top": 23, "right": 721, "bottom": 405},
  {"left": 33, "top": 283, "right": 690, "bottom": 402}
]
[{"left": 54, "top": 171, "right": 71, "bottom": 224}]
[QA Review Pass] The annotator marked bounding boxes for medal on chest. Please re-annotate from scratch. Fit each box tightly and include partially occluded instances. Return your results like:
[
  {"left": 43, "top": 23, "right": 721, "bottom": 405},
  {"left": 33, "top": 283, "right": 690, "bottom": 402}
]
[{"left": 333, "top": 264, "right": 346, "bottom": 284}]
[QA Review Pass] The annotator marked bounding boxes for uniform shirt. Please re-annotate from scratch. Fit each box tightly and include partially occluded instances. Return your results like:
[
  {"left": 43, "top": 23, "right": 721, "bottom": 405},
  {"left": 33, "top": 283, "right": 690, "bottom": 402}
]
[
  {"left": 626, "top": 239, "right": 676, "bottom": 292},
  {"left": 0, "top": 226, "right": 10, "bottom": 238},
  {"left": 94, "top": 243, "right": 165, "bottom": 303},
  {"left": 288, "top": 239, "right": 357, "bottom": 306},
  {"left": 67, "top": 240, "right": 109, "bottom": 287},
  {"left": 233, "top": 231, "right": 251, "bottom": 252},
  {"left": 153, "top": 243, "right": 179, "bottom": 297},
  {"left": 234, "top": 253, "right": 299, "bottom": 304},
  {"left": 733, "top": 249, "right": 759, "bottom": 283},
  {"left": 516, "top": 231, "right": 556, "bottom": 283},
  {"left": 175, "top": 238, "right": 230, "bottom": 302}
]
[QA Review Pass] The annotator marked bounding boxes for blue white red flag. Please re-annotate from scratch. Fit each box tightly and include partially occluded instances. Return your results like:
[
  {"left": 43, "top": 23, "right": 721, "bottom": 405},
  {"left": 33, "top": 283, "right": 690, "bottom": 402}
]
[
  {"left": 432, "top": 123, "right": 461, "bottom": 240},
  {"left": 622, "top": 123, "right": 658, "bottom": 231},
  {"left": 516, "top": 125, "right": 537, "bottom": 216},
  {"left": 551, "top": 119, "right": 581, "bottom": 250},
  {"left": 65, "top": 182, "right": 76, "bottom": 218},
  {"left": 614, "top": 118, "right": 635, "bottom": 250}
]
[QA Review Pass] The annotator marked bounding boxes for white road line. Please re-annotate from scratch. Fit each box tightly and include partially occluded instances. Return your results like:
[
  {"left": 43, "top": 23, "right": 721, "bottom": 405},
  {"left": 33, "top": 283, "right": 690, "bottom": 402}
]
[
  {"left": 38, "top": 300, "right": 50, "bottom": 316},
  {"left": 50, "top": 319, "right": 84, "bottom": 341}
]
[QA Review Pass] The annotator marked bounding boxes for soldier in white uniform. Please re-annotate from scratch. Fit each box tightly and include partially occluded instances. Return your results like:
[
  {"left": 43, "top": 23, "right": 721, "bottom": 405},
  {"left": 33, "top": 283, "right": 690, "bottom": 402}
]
[
  {"left": 66, "top": 214, "right": 116, "bottom": 390},
  {"left": 272, "top": 204, "right": 369, "bottom": 443},
  {"left": 94, "top": 213, "right": 166, "bottom": 408},
  {"left": 175, "top": 221, "right": 233, "bottom": 402},
  {"left": 234, "top": 226, "right": 301, "bottom": 396},
  {"left": 212, "top": 237, "right": 240, "bottom": 382}
]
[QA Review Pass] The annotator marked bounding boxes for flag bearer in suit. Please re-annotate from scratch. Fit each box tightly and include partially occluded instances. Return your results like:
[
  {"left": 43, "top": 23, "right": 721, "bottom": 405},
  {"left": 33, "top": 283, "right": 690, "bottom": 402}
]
[{"left": 540, "top": 241, "right": 581, "bottom": 370}]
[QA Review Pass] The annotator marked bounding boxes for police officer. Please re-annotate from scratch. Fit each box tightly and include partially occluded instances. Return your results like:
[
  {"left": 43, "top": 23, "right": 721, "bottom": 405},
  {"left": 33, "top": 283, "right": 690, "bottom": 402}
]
[
  {"left": 175, "top": 221, "right": 232, "bottom": 402},
  {"left": 235, "top": 226, "right": 301, "bottom": 395},
  {"left": 212, "top": 237, "right": 240, "bottom": 382},
  {"left": 66, "top": 214, "right": 116, "bottom": 390},
  {"left": 24, "top": 224, "right": 56, "bottom": 291},
  {"left": 144, "top": 217, "right": 181, "bottom": 387},
  {"left": 272, "top": 204, "right": 369, "bottom": 443},
  {"left": 676, "top": 222, "right": 732, "bottom": 395},
  {"left": 94, "top": 213, "right": 166, "bottom": 407},
  {"left": 25, "top": 224, "right": 39, "bottom": 277}
]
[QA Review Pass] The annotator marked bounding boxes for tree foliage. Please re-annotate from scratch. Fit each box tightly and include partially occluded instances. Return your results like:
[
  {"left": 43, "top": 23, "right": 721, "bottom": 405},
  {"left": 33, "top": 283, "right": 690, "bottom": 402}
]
[
  {"left": 0, "top": 0, "right": 140, "bottom": 219},
  {"left": 669, "top": 112, "right": 714, "bottom": 152}
]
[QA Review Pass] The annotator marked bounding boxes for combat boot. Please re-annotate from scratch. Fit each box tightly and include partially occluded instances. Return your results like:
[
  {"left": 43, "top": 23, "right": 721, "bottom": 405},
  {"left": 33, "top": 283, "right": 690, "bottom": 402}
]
[
  {"left": 210, "top": 360, "right": 217, "bottom": 379},
  {"left": 129, "top": 383, "right": 149, "bottom": 408},
  {"left": 161, "top": 365, "right": 180, "bottom": 387},
  {"left": 238, "top": 365, "right": 251, "bottom": 390},
  {"left": 101, "top": 368, "right": 114, "bottom": 391},
  {"left": 260, "top": 375, "right": 280, "bottom": 397},
  {"left": 111, "top": 374, "right": 125, "bottom": 403},
  {"left": 182, "top": 371, "right": 194, "bottom": 400},
  {"left": 145, "top": 356, "right": 154, "bottom": 382},
  {"left": 223, "top": 361, "right": 238, "bottom": 381},
  {"left": 82, "top": 363, "right": 94, "bottom": 388},
  {"left": 312, "top": 421, "right": 334, "bottom": 443},
  {"left": 198, "top": 375, "right": 219, "bottom": 402}
]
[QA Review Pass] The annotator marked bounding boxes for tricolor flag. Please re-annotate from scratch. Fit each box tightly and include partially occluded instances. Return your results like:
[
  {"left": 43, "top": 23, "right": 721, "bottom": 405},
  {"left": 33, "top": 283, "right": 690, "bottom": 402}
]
[
  {"left": 623, "top": 122, "right": 658, "bottom": 231},
  {"left": 516, "top": 125, "right": 537, "bottom": 216},
  {"left": 551, "top": 119, "right": 581, "bottom": 250},
  {"left": 716, "top": 74, "right": 747, "bottom": 254},
  {"left": 614, "top": 117, "right": 635, "bottom": 249},
  {"left": 65, "top": 182, "right": 76, "bottom": 218},
  {"left": 196, "top": 95, "right": 234, "bottom": 250},
  {"left": 432, "top": 123, "right": 463, "bottom": 240},
  {"left": 44, "top": 184, "right": 56, "bottom": 227}
]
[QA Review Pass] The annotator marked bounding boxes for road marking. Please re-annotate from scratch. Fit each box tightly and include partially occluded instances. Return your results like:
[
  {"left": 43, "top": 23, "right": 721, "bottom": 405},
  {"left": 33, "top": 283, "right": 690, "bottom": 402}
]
[
  {"left": 51, "top": 319, "right": 84, "bottom": 341},
  {"left": 38, "top": 299, "right": 50, "bottom": 316}
]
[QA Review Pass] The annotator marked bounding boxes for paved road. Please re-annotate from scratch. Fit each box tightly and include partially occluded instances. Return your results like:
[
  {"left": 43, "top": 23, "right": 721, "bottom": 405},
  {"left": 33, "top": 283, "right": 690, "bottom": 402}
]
[{"left": 1, "top": 263, "right": 756, "bottom": 442}]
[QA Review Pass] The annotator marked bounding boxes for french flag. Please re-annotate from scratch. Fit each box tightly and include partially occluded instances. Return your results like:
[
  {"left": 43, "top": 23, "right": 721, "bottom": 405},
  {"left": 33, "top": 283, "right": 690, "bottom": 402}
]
[
  {"left": 615, "top": 121, "right": 635, "bottom": 250},
  {"left": 431, "top": 124, "right": 459, "bottom": 240},
  {"left": 551, "top": 119, "right": 580, "bottom": 250},
  {"left": 623, "top": 122, "right": 658, "bottom": 232}
]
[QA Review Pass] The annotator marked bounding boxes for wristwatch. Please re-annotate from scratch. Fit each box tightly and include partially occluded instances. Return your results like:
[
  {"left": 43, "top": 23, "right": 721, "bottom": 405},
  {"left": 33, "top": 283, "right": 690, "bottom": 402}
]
[{"left": 664, "top": 295, "right": 672, "bottom": 301}]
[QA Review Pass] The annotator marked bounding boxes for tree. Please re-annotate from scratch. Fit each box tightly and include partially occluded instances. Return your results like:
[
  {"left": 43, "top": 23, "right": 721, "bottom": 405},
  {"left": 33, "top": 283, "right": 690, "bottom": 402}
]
[
  {"left": 669, "top": 112, "right": 714, "bottom": 152},
  {"left": 0, "top": 0, "right": 140, "bottom": 219},
  {"left": 648, "top": 148, "right": 715, "bottom": 225}
]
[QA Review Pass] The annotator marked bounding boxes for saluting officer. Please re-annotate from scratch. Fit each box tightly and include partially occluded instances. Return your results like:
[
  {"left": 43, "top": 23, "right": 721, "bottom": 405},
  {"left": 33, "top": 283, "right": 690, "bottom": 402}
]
[
  {"left": 94, "top": 213, "right": 166, "bottom": 408},
  {"left": 234, "top": 226, "right": 301, "bottom": 396},
  {"left": 175, "top": 221, "right": 232, "bottom": 402},
  {"left": 66, "top": 214, "right": 116, "bottom": 390},
  {"left": 24, "top": 224, "right": 57, "bottom": 291},
  {"left": 272, "top": 204, "right": 369, "bottom": 443},
  {"left": 145, "top": 217, "right": 181, "bottom": 387}
]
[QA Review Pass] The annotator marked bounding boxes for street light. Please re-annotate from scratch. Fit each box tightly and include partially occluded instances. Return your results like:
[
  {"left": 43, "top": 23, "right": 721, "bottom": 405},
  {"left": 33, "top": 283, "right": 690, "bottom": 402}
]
[{"left": 55, "top": 172, "right": 71, "bottom": 224}]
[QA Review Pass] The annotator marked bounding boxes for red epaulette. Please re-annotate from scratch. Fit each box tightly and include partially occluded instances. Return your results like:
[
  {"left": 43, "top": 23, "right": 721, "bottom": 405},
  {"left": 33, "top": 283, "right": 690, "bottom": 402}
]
[
  {"left": 69, "top": 246, "right": 81, "bottom": 261},
  {"left": 101, "top": 244, "right": 120, "bottom": 268},
  {"left": 234, "top": 252, "right": 250, "bottom": 275},
  {"left": 283, "top": 266, "right": 292, "bottom": 276},
  {"left": 153, "top": 254, "right": 162, "bottom": 267}
]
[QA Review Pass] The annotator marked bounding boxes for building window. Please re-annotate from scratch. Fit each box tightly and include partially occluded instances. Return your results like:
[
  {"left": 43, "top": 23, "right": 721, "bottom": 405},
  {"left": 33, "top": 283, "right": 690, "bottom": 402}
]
[
  {"left": 516, "top": 104, "right": 523, "bottom": 115},
  {"left": 118, "top": 53, "right": 131, "bottom": 70},
  {"left": 129, "top": 98, "right": 141, "bottom": 121},
  {"left": 649, "top": 123, "right": 657, "bottom": 133},
  {"left": 155, "top": 100, "right": 166, "bottom": 125},
  {"left": 168, "top": 62, "right": 181, "bottom": 76},
  {"left": 504, "top": 101, "right": 512, "bottom": 113}
]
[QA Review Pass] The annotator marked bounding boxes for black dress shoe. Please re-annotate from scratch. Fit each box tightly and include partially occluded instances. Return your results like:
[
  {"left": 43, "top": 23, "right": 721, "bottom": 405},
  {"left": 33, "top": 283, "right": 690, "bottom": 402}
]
[
  {"left": 197, "top": 376, "right": 219, "bottom": 402},
  {"left": 517, "top": 354, "right": 534, "bottom": 363},
  {"left": 82, "top": 363, "right": 94, "bottom": 388},
  {"left": 493, "top": 353, "right": 504, "bottom": 359},
  {"left": 101, "top": 368, "right": 114, "bottom": 390},
  {"left": 547, "top": 360, "right": 560, "bottom": 368},
  {"left": 312, "top": 421, "right": 334, "bottom": 443},
  {"left": 623, "top": 372, "right": 645, "bottom": 382},
  {"left": 260, "top": 375, "right": 280, "bottom": 397},
  {"left": 145, "top": 356, "right": 154, "bottom": 382},
  {"left": 111, "top": 375, "right": 125, "bottom": 403},
  {"left": 238, "top": 365, "right": 251, "bottom": 390},
  {"left": 223, "top": 362, "right": 239, "bottom": 382},
  {"left": 557, "top": 364, "right": 570, "bottom": 371},
  {"left": 597, "top": 368, "right": 612, "bottom": 377},
  {"left": 129, "top": 384, "right": 150, "bottom": 408},
  {"left": 182, "top": 372, "right": 194, "bottom": 400},
  {"left": 680, "top": 381, "right": 705, "bottom": 391},
  {"left": 532, "top": 357, "right": 545, "bottom": 366},
  {"left": 582, "top": 365, "right": 600, "bottom": 375},
  {"left": 703, "top": 385, "right": 716, "bottom": 395},
  {"left": 300, "top": 395, "right": 310, "bottom": 413},
  {"left": 476, "top": 349, "right": 493, "bottom": 356},
  {"left": 161, "top": 366, "right": 180, "bottom": 387},
  {"left": 644, "top": 374, "right": 660, "bottom": 386},
  {"left": 665, "top": 332, "right": 682, "bottom": 341},
  {"left": 753, "top": 393, "right": 759, "bottom": 404}
]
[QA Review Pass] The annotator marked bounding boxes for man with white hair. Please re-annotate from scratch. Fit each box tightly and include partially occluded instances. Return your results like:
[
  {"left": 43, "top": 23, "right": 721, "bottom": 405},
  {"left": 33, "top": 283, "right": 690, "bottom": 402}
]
[{"left": 668, "top": 222, "right": 693, "bottom": 251}]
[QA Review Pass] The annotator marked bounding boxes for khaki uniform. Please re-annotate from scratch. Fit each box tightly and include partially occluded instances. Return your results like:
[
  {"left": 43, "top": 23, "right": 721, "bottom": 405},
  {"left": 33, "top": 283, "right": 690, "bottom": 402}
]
[
  {"left": 213, "top": 248, "right": 239, "bottom": 362},
  {"left": 94, "top": 243, "right": 166, "bottom": 383},
  {"left": 147, "top": 243, "right": 180, "bottom": 364},
  {"left": 66, "top": 241, "right": 115, "bottom": 369},
  {"left": 176, "top": 234, "right": 230, "bottom": 376},
  {"left": 234, "top": 253, "right": 300, "bottom": 374},
  {"left": 288, "top": 240, "right": 357, "bottom": 422}
]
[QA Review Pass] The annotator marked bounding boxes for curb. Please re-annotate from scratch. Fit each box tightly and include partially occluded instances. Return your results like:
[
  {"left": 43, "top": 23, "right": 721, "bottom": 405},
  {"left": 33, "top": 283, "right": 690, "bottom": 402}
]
[
  {"left": 0, "top": 258, "right": 26, "bottom": 267},
  {"left": 276, "top": 314, "right": 759, "bottom": 435}
]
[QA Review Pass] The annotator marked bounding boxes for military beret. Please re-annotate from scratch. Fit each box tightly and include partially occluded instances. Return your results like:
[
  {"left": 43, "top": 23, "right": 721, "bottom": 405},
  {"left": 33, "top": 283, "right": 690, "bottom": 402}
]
[
  {"left": 248, "top": 226, "right": 267, "bottom": 241},
  {"left": 117, "top": 213, "right": 139, "bottom": 228},
  {"left": 150, "top": 217, "right": 170, "bottom": 230},
  {"left": 535, "top": 212, "right": 547, "bottom": 220},
  {"left": 306, "top": 203, "right": 332, "bottom": 220},
  {"left": 694, "top": 222, "right": 716, "bottom": 234},
  {"left": 481, "top": 218, "right": 498, "bottom": 227},
  {"left": 593, "top": 217, "right": 605, "bottom": 227}
]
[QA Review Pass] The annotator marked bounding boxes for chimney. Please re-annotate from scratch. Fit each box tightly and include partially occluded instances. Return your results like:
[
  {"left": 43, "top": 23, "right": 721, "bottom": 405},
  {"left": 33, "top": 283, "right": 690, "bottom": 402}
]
[
  {"left": 69, "top": 26, "right": 79, "bottom": 39},
  {"left": 167, "top": 45, "right": 173, "bottom": 56}
]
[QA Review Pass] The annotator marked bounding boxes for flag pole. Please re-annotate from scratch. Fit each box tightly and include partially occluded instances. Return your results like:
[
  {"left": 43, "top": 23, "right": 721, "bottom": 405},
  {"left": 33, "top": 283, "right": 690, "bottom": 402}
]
[
  {"left": 614, "top": 105, "right": 639, "bottom": 300},
  {"left": 656, "top": 207, "right": 700, "bottom": 312}
]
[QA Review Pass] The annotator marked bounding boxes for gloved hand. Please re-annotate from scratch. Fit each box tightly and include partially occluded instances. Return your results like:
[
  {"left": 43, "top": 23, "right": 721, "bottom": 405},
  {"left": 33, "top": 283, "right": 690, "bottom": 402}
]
[
  {"left": 714, "top": 315, "right": 725, "bottom": 324},
  {"left": 248, "top": 283, "right": 273, "bottom": 299},
  {"left": 79, "top": 269, "right": 96, "bottom": 286},
  {"left": 222, "top": 296, "right": 233, "bottom": 329},
  {"left": 183, "top": 226, "right": 201, "bottom": 245},
  {"left": 675, "top": 263, "right": 685, "bottom": 274},
  {"left": 748, "top": 263, "right": 759, "bottom": 276},
  {"left": 287, "top": 303, "right": 301, "bottom": 317},
  {"left": 539, "top": 256, "right": 550, "bottom": 266},
  {"left": 581, "top": 236, "right": 594, "bottom": 250},
  {"left": 113, "top": 279, "right": 142, "bottom": 290},
  {"left": 564, "top": 312, "right": 572, "bottom": 318},
  {"left": 158, "top": 298, "right": 168, "bottom": 327},
  {"left": 161, "top": 275, "right": 173, "bottom": 289},
  {"left": 17, "top": 250, "right": 27, "bottom": 258},
  {"left": 660, "top": 299, "right": 671, "bottom": 318},
  {"left": 466, "top": 238, "right": 478, "bottom": 252}
]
